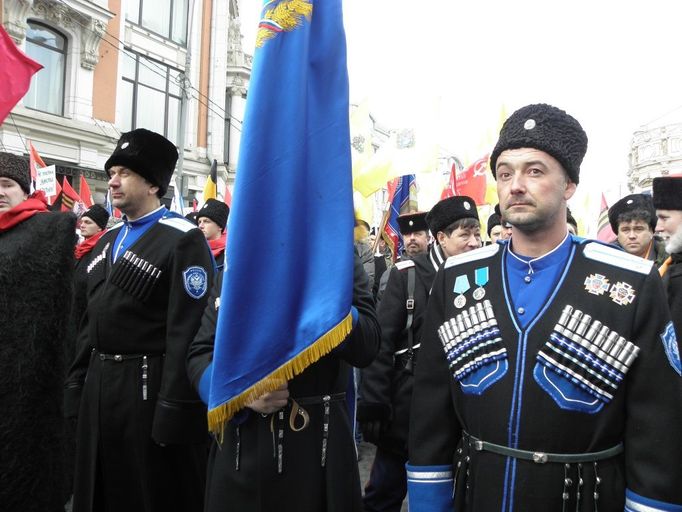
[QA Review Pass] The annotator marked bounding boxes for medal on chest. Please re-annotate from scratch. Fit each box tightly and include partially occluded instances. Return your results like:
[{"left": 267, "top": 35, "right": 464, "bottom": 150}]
[
  {"left": 472, "top": 266, "right": 489, "bottom": 300},
  {"left": 453, "top": 274, "right": 470, "bottom": 308}
]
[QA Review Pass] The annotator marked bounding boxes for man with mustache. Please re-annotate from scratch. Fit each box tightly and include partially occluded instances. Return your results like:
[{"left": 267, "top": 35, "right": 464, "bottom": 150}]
[{"left": 407, "top": 104, "right": 682, "bottom": 511}]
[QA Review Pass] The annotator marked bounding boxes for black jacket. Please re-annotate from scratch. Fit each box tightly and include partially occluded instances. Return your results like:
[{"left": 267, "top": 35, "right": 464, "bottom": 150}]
[
  {"left": 187, "top": 254, "right": 380, "bottom": 512},
  {"left": 66, "top": 212, "right": 214, "bottom": 512},
  {"left": 409, "top": 239, "right": 682, "bottom": 511},
  {"left": 0, "top": 212, "right": 76, "bottom": 512},
  {"left": 359, "top": 245, "right": 443, "bottom": 455}
]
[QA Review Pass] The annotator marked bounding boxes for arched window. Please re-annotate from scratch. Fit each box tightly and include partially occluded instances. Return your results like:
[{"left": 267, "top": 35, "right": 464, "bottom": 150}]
[{"left": 24, "top": 21, "right": 66, "bottom": 116}]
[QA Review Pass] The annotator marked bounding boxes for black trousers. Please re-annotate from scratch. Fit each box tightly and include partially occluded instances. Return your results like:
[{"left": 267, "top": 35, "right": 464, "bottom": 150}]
[{"left": 363, "top": 447, "right": 407, "bottom": 512}]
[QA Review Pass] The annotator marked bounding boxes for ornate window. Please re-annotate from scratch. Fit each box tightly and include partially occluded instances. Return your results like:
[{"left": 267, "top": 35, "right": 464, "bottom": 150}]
[
  {"left": 120, "top": 52, "right": 182, "bottom": 145},
  {"left": 125, "top": 0, "right": 189, "bottom": 46},
  {"left": 24, "top": 21, "right": 66, "bottom": 116}
]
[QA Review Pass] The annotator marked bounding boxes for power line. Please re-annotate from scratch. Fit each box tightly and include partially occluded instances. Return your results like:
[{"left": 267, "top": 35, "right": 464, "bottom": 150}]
[{"left": 8, "top": 114, "right": 29, "bottom": 153}]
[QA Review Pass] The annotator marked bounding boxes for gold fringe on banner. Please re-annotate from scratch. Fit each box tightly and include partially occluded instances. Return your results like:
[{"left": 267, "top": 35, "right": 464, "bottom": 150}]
[{"left": 207, "top": 311, "right": 354, "bottom": 437}]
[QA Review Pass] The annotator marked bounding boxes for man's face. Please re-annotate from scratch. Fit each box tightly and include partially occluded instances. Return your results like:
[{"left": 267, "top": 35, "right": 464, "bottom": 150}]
[
  {"left": 198, "top": 216, "right": 223, "bottom": 241},
  {"left": 496, "top": 149, "right": 576, "bottom": 234},
  {"left": 656, "top": 209, "right": 682, "bottom": 253},
  {"left": 402, "top": 230, "right": 429, "bottom": 256},
  {"left": 107, "top": 166, "right": 157, "bottom": 215},
  {"left": 439, "top": 226, "right": 481, "bottom": 258},
  {"left": 490, "top": 225, "right": 503, "bottom": 243},
  {"left": 79, "top": 216, "right": 102, "bottom": 239},
  {"left": 617, "top": 219, "right": 653, "bottom": 258},
  {"left": 0, "top": 177, "right": 28, "bottom": 213}
]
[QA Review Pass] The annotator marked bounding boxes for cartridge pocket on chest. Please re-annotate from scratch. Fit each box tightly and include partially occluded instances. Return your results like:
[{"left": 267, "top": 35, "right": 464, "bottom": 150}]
[
  {"left": 534, "top": 305, "right": 639, "bottom": 414},
  {"left": 437, "top": 300, "right": 509, "bottom": 395}
]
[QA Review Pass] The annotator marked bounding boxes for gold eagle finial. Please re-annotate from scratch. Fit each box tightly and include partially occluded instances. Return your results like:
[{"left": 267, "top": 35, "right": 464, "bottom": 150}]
[{"left": 255, "top": 0, "right": 313, "bottom": 48}]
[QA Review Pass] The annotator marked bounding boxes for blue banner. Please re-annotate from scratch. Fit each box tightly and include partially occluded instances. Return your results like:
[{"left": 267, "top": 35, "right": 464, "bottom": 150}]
[{"left": 208, "top": 0, "right": 354, "bottom": 430}]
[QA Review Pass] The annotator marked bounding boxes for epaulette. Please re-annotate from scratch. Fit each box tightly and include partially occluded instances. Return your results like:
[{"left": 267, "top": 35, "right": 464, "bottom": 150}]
[
  {"left": 159, "top": 215, "right": 196, "bottom": 233},
  {"left": 108, "top": 222, "right": 124, "bottom": 231},
  {"left": 445, "top": 243, "right": 499, "bottom": 269},
  {"left": 583, "top": 241, "right": 653, "bottom": 275},
  {"left": 395, "top": 260, "right": 416, "bottom": 270}
]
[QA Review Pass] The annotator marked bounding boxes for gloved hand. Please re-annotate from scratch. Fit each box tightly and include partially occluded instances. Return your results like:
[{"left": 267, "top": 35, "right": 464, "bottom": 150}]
[{"left": 360, "top": 419, "right": 388, "bottom": 445}]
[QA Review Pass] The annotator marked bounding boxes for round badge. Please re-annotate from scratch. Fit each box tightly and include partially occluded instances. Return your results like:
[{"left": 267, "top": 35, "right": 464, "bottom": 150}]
[
  {"left": 464, "top": 201, "right": 471, "bottom": 210},
  {"left": 473, "top": 287, "right": 486, "bottom": 301},
  {"left": 524, "top": 119, "right": 536, "bottom": 130},
  {"left": 454, "top": 295, "right": 467, "bottom": 308},
  {"left": 121, "top": 142, "right": 130, "bottom": 149}
]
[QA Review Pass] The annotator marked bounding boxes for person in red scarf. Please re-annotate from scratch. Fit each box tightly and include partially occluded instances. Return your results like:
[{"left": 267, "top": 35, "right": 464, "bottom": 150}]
[
  {"left": 0, "top": 152, "right": 77, "bottom": 512},
  {"left": 197, "top": 198, "right": 229, "bottom": 270}
]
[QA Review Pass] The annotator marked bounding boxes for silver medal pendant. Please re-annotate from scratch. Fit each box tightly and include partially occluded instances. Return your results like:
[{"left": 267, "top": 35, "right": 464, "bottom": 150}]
[
  {"left": 473, "top": 287, "right": 486, "bottom": 301},
  {"left": 454, "top": 294, "right": 466, "bottom": 308}
]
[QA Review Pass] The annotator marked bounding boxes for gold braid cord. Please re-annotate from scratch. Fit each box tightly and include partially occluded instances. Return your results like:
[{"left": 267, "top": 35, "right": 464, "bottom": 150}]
[{"left": 256, "top": 0, "right": 313, "bottom": 48}]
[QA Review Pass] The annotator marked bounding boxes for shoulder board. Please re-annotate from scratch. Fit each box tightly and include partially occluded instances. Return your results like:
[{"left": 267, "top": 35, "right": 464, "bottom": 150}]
[
  {"left": 158, "top": 216, "right": 196, "bottom": 233},
  {"left": 445, "top": 243, "right": 499, "bottom": 269},
  {"left": 583, "top": 241, "right": 653, "bottom": 275},
  {"left": 395, "top": 260, "right": 415, "bottom": 270},
  {"left": 108, "top": 222, "right": 124, "bottom": 231}
]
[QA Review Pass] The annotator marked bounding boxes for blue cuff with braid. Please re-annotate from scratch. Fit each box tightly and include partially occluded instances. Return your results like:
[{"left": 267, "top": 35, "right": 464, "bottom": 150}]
[
  {"left": 625, "top": 489, "right": 682, "bottom": 511},
  {"left": 406, "top": 462, "right": 454, "bottom": 512}
]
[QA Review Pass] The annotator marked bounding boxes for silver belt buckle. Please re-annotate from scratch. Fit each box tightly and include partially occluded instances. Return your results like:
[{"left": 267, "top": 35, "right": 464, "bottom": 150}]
[
  {"left": 474, "top": 440, "right": 483, "bottom": 451},
  {"left": 532, "top": 452, "right": 548, "bottom": 464}
]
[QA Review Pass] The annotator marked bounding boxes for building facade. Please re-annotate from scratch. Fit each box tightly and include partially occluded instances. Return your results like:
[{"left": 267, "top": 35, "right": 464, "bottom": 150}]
[
  {"left": 628, "top": 121, "right": 682, "bottom": 193},
  {"left": 1, "top": 0, "right": 250, "bottom": 207}
]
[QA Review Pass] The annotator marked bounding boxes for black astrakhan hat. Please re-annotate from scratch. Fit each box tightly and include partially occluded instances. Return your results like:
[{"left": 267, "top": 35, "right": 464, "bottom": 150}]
[
  {"left": 426, "top": 196, "right": 479, "bottom": 235},
  {"left": 197, "top": 198, "right": 229, "bottom": 230},
  {"left": 397, "top": 212, "right": 428, "bottom": 235},
  {"left": 104, "top": 129, "right": 178, "bottom": 197},
  {"left": 185, "top": 211, "right": 198, "bottom": 225},
  {"left": 0, "top": 152, "right": 30, "bottom": 194},
  {"left": 487, "top": 212, "right": 501, "bottom": 237},
  {"left": 608, "top": 193, "right": 656, "bottom": 233},
  {"left": 653, "top": 177, "right": 682, "bottom": 211},
  {"left": 82, "top": 204, "right": 110, "bottom": 230},
  {"left": 490, "top": 104, "right": 588, "bottom": 184}
]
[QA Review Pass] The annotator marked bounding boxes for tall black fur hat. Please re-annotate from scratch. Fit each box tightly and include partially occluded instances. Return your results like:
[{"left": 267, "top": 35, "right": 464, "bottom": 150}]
[
  {"left": 0, "top": 152, "right": 30, "bottom": 194},
  {"left": 490, "top": 104, "right": 588, "bottom": 184},
  {"left": 653, "top": 177, "right": 682, "bottom": 211},
  {"left": 608, "top": 194, "right": 656, "bottom": 232},
  {"left": 397, "top": 212, "right": 428, "bottom": 234},
  {"left": 487, "top": 213, "right": 501, "bottom": 237},
  {"left": 426, "top": 196, "right": 479, "bottom": 235},
  {"left": 104, "top": 129, "right": 178, "bottom": 197},
  {"left": 197, "top": 198, "right": 229, "bottom": 230},
  {"left": 82, "top": 204, "right": 110, "bottom": 230}
]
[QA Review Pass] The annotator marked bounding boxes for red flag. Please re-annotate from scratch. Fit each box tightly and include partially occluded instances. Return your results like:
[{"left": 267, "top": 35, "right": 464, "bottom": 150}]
[
  {"left": 0, "top": 26, "right": 43, "bottom": 125},
  {"left": 61, "top": 177, "right": 83, "bottom": 213},
  {"left": 455, "top": 154, "right": 488, "bottom": 205},
  {"left": 79, "top": 175, "right": 94, "bottom": 207},
  {"left": 597, "top": 193, "right": 616, "bottom": 243},
  {"left": 28, "top": 141, "right": 46, "bottom": 185},
  {"left": 441, "top": 163, "right": 458, "bottom": 200}
]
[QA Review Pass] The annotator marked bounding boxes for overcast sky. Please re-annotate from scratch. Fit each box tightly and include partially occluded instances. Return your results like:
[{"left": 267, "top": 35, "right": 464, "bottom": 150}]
[{"left": 239, "top": 1, "right": 682, "bottom": 231}]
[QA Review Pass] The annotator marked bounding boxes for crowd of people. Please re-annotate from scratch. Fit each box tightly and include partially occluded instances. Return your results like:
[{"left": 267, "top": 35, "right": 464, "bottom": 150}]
[{"left": 1, "top": 103, "right": 681, "bottom": 512}]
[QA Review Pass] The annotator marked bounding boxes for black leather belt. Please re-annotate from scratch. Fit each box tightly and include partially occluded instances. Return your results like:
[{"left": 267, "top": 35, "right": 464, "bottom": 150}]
[
  {"left": 465, "top": 432, "right": 623, "bottom": 464},
  {"left": 96, "top": 351, "right": 162, "bottom": 362}
]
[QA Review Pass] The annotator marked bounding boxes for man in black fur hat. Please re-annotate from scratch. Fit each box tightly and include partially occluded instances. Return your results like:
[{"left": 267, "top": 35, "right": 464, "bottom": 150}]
[
  {"left": 653, "top": 176, "right": 682, "bottom": 345},
  {"left": 360, "top": 196, "right": 481, "bottom": 512},
  {"left": 609, "top": 193, "right": 666, "bottom": 266},
  {"left": 408, "top": 104, "right": 682, "bottom": 511},
  {"left": 65, "top": 129, "right": 214, "bottom": 512},
  {"left": 197, "top": 198, "right": 229, "bottom": 270},
  {"left": 0, "top": 152, "right": 76, "bottom": 512}
]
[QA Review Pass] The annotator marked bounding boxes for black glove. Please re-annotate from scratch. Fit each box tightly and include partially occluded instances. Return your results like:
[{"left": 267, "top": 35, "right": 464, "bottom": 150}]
[{"left": 360, "top": 419, "right": 388, "bottom": 445}]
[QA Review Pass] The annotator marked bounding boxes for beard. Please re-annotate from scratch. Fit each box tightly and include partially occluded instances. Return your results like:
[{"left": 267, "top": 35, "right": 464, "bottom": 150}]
[{"left": 666, "top": 224, "right": 682, "bottom": 254}]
